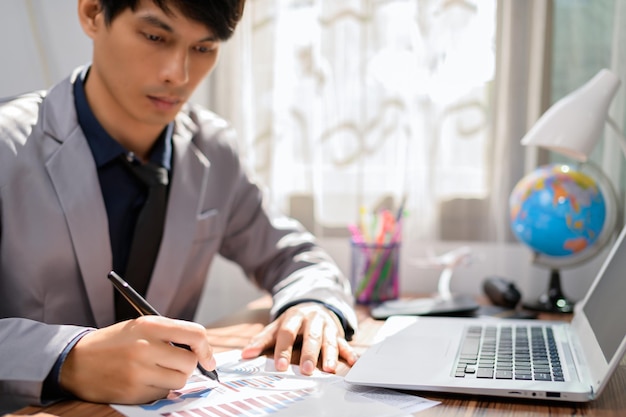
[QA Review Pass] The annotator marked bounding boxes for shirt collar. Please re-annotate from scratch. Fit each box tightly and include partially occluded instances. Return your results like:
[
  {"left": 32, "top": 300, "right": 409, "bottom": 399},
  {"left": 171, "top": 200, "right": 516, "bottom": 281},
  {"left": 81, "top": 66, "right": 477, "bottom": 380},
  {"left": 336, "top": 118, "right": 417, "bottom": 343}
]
[{"left": 74, "top": 66, "right": 172, "bottom": 170}]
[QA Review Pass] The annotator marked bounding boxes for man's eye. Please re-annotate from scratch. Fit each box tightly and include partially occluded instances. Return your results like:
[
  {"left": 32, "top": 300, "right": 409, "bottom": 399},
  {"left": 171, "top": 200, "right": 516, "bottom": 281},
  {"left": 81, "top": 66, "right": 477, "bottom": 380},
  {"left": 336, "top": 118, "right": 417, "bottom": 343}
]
[
  {"left": 145, "top": 33, "right": 162, "bottom": 42},
  {"left": 195, "top": 44, "right": 218, "bottom": 54}
]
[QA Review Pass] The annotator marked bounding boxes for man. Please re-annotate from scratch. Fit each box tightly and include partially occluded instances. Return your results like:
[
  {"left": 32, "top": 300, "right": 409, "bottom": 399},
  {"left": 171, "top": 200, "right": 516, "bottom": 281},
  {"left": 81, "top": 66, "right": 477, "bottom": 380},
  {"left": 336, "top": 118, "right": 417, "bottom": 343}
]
[{"left": 0, "top": 0, "right": 358, "bottom": 413}]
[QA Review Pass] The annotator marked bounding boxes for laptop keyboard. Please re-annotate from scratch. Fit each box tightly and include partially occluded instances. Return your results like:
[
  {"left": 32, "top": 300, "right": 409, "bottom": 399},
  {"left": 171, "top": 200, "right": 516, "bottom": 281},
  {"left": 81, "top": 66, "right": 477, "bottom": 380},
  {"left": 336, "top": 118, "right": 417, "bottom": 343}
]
[{"left": 454, "top": 325, "right": 564, "bottom": 381}]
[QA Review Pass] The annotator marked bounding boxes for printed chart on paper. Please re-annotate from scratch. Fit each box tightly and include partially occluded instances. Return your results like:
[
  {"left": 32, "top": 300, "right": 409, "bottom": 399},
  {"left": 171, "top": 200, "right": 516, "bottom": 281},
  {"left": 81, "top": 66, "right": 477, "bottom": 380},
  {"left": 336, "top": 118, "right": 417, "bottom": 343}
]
[{"left": 112, "top": 350, "right": 439, "bottom": 417}]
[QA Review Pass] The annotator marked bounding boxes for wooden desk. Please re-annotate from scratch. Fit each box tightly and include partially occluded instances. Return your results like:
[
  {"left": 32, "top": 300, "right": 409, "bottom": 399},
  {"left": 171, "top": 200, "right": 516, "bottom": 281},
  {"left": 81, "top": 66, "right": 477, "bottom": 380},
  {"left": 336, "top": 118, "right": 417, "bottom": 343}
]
[{"left": 14, "top": 298, "right": 626, "bottom": 417}]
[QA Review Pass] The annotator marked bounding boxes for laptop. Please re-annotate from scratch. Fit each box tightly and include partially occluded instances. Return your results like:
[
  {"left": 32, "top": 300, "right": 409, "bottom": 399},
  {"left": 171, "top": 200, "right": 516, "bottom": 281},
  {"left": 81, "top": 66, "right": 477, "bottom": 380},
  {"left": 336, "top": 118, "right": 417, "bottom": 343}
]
[{"left": 345, "top": 225, "right": 626, "bottom": 402}]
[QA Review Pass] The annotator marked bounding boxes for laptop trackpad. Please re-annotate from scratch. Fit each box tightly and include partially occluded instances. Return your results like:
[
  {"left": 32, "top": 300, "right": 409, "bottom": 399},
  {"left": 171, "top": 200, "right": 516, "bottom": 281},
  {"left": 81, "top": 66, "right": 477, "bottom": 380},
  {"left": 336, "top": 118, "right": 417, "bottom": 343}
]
[{"left": 376, "top": 334, "right": 453, "bottom": 372}]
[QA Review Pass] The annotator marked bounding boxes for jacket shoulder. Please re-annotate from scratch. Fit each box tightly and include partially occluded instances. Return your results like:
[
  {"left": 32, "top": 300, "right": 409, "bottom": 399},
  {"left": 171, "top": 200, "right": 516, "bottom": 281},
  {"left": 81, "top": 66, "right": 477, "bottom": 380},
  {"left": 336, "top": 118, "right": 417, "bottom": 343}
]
[
  {"left": 0, "top": 91, "right": 46, "bottom": 187},
  {"left": 181, "top": 103, "right": 241, "bottom": 158},
  {"left": 0, "top": 91, "right": 46, "bottom": 146}
]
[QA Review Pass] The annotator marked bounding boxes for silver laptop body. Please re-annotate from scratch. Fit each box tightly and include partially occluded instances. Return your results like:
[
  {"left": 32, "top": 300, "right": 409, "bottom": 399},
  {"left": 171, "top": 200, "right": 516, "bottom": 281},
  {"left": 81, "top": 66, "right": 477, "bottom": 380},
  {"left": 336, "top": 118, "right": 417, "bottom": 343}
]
[{"left": 345, "top": 226, "right": 626, "bottom": 402}]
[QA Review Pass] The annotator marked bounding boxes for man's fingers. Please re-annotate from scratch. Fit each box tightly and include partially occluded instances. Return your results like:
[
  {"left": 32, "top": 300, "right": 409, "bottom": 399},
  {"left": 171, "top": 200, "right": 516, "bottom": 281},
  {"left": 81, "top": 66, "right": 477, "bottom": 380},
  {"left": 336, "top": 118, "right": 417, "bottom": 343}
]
[
  {"left": 241, "top": 321, "right": 278, "bottom": 358},
  {"left": 141, "top": 353, "right": 191, "bottom": 391},
  {"left": 273, "top": 313, "right": 303, "bottom": 371},
  {"left": 138, "top": 316, "right": 215, "bottom": 370},
  {"left": 299, "top": 313, "right": 325, "bottom": 375},
  {"left": 338, "top": 337, "right": 358, "bottom": 366},
  {"left": 321, "top": 323, "right": 339, "bottom": 372}
]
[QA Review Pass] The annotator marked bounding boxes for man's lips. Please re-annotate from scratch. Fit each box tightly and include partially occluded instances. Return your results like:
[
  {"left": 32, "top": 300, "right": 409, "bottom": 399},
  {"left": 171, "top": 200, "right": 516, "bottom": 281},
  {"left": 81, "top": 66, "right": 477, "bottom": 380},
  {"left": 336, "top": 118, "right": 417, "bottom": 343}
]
[{"left": 148, "top": 95, "right": 182, "bottom": 111}]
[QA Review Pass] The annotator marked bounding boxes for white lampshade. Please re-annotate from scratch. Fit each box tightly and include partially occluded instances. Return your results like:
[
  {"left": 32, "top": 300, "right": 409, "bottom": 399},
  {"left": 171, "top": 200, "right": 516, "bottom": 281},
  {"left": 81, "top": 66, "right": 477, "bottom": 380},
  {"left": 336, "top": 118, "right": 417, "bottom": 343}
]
[{"left": 521, "top": 69, "right": 621, "bottom": 162}]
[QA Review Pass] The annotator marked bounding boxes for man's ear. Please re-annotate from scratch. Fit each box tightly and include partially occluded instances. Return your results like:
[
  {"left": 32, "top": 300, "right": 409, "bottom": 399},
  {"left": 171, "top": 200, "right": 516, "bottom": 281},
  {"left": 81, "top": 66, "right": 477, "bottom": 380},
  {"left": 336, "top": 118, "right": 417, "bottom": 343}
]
[{"left": 77, "top": 0, "right": 104, "bottom": 39}]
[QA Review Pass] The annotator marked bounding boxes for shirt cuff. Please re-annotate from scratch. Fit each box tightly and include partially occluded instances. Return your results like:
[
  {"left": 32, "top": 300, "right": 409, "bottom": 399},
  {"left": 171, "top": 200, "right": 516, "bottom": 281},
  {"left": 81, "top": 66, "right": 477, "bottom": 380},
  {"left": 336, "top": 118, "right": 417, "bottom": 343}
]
[
  {"left": 274, "top": 298, "right": 355, "bottom": 341},
  {"left": 41, "top": 329, "right": 94, "bottom": 404}
]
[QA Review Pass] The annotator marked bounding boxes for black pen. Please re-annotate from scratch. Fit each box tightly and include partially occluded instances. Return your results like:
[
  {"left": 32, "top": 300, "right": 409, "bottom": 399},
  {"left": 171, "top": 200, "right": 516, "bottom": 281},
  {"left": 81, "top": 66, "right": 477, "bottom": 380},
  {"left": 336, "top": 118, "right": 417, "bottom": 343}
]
[{"left": 107, "top": 270, "right": 220, "bottom": 382}]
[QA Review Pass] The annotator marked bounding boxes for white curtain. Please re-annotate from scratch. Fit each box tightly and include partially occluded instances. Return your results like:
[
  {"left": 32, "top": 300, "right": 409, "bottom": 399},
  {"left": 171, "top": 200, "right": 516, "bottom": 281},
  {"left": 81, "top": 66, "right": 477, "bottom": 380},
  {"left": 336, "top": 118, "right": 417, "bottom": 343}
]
[{"left": 208, "top": 0, "right": 497, "bottom": 243}]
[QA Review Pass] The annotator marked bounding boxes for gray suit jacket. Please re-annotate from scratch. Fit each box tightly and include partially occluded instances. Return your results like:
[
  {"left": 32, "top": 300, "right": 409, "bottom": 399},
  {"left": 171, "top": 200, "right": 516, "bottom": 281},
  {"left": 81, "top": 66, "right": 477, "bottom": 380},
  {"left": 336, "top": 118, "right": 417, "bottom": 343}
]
[{"left": 0, "top": 68, "right": 357, "bottom": 412}]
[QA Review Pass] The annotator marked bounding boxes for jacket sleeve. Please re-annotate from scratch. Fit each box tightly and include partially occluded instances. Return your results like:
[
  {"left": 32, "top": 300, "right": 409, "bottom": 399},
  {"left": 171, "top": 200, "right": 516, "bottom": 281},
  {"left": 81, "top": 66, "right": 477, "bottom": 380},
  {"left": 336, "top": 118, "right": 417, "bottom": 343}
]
[
  {"left": 0, "top": 318, "right": 90, "bottom": 413},
  {"left": 201, "top": 122, "right": 358, "bottom": 337}
]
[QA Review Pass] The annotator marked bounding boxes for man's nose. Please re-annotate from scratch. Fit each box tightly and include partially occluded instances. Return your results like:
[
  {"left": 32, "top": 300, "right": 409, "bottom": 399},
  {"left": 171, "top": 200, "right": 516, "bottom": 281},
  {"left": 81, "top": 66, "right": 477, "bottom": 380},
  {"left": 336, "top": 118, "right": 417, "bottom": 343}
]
[{"left": 161, "top": 49, "right": 189, "bottom": 86}]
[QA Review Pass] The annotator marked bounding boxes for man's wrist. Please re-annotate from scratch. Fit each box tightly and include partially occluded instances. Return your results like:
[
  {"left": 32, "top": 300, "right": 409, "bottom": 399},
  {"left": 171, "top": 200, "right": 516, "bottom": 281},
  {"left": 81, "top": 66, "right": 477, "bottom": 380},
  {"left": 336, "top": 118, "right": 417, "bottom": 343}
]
[{"left": 41, "top": 329, "right": 93, "bottom": 403}]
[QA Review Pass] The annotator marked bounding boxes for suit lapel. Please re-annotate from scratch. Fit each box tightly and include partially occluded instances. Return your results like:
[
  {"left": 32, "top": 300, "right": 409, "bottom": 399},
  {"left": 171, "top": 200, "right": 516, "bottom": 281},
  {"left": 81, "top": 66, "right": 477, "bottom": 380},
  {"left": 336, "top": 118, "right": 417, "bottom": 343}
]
[
  {"left": 42, "top": 72, "right": 114, "bottom": 327},
  {"left": 41, "top": 70, "right": 208, "bottom": 323},
  {"left": 147, "top": 113, "right": 210, "bottom": 315}
]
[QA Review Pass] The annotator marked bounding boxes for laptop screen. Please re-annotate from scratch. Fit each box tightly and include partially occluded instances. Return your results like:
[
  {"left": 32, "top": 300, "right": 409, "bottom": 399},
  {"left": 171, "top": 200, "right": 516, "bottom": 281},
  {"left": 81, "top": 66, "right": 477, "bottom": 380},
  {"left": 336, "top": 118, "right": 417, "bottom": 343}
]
[{"left": 582, "top": 226, "right": 626, "bottom": 363}]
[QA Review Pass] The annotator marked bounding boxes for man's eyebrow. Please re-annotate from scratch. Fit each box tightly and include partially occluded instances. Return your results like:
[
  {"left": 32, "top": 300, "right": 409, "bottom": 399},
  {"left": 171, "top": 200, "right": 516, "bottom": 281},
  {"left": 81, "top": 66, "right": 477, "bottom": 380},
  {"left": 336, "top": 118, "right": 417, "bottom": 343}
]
[
  {"left": 139, "top": 13, "right": 218, "bottom": 42},
  {"left": 140, "top": 14, "right": 174, "bottom": 33}
]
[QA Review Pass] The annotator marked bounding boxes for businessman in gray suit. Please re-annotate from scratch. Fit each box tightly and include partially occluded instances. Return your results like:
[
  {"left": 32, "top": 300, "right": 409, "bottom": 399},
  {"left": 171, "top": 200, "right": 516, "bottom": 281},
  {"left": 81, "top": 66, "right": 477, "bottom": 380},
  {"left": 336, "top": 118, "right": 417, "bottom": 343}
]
[{"left": 0, "top": 0, "right": 358, "bottom": 413}]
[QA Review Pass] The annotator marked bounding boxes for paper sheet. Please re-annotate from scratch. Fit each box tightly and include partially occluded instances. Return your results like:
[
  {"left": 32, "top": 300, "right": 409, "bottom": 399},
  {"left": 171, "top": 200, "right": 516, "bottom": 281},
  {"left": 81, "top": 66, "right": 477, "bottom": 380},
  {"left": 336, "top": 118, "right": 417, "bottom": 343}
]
[{"left": 112, "top": 350, "right": 439, "bottom": 417}]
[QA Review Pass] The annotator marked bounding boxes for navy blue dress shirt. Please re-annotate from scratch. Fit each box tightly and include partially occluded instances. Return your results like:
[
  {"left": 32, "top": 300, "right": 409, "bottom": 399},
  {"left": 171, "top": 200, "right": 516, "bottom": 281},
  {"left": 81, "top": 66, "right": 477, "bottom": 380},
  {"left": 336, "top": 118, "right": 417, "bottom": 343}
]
[{"left": 73, "top": 67, "right": 173, "bottom": 278}]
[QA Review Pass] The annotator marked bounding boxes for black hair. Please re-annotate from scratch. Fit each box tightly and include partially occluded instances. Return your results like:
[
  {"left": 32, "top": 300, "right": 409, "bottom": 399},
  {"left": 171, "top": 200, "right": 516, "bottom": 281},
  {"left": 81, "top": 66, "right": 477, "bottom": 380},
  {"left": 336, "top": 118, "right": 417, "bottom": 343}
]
[{"left": 98, "top": 0, "right": 245, "bottom": 41}]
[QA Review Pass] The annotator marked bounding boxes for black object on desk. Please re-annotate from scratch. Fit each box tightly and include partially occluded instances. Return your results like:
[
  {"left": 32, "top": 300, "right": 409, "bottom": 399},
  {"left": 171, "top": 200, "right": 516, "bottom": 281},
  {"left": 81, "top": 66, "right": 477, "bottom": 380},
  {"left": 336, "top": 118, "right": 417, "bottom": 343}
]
[
  {"left": 482, "top": 276, "right": 521, "bottom": 308},
  {"left": 480, "top": 276, "right": 537, "bottom": 319},
  {"left": 370, "top": 294, "right": 480, "bottom": 320},
  {"left": 107, "top": 270, "right": 220, "bottom": 382}
]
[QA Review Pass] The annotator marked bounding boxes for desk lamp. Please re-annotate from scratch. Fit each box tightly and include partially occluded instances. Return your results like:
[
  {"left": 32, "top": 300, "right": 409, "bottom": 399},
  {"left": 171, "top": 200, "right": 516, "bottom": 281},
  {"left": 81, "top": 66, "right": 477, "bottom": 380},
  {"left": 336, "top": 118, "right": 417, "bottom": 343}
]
[
  {"left": 519, "top": 68, "right": 625, "bottom": 312},
  {"left": 521, "top": 69, "right": 626, "bottom": 161}
]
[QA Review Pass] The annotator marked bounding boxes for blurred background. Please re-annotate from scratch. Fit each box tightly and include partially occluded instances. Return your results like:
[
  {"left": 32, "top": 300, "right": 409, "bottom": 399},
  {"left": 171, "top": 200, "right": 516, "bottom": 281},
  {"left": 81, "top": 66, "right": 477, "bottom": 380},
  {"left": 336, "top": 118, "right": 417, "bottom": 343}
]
[{"left": 3, "top": 0, "right": 625, "bottom": 323}]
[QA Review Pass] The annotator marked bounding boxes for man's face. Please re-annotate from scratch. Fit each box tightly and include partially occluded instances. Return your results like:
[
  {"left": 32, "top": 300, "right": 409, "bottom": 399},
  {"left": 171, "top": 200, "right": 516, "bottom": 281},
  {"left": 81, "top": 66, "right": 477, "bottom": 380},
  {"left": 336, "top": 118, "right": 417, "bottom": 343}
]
[{"left": 85, "top": 0, "right": 220, "bottom": 128}]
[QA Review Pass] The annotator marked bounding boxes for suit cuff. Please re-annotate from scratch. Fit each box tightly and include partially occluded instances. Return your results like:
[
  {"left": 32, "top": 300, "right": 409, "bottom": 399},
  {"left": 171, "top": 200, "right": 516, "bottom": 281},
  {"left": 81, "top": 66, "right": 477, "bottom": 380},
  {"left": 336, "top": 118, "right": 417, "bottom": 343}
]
[{"left": 41, "top": 329, "right": 93, "bottom": 404}]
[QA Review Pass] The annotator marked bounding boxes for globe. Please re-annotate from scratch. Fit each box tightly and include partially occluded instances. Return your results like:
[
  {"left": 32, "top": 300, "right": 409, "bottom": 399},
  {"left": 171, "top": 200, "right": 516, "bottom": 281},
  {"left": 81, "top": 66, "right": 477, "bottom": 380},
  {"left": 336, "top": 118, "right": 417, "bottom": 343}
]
[
  {"left": 509, "top": 163, "right": 619, "bottom": 313},
  {"left": 510, "top": 164, "right": 607, "bottom": 259}
]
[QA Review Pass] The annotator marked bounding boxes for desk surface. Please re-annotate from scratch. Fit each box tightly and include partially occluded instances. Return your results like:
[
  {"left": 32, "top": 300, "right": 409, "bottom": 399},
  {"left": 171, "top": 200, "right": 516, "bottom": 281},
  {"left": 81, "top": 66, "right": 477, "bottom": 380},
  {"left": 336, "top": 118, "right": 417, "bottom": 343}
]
[{"left": 15, "top": 297, "right": 626, "bottom": 417}]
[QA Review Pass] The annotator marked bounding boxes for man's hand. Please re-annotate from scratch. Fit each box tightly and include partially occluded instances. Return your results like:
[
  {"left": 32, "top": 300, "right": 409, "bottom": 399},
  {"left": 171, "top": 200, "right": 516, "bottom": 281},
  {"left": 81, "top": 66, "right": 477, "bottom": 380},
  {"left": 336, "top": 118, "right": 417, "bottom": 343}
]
[
  {"left": 240, "top": 302, "right": 357, "bottom": 375},
  {"left": 60, "top": 316, "right": 216, "bottom": 404}
]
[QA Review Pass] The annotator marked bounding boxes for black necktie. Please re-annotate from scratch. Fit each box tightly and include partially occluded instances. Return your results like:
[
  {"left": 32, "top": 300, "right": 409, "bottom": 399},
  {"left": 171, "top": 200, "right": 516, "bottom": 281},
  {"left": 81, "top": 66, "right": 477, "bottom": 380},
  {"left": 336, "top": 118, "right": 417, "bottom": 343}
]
[{"left": 115, "top": 155, "right": 169, "bottom": 322}]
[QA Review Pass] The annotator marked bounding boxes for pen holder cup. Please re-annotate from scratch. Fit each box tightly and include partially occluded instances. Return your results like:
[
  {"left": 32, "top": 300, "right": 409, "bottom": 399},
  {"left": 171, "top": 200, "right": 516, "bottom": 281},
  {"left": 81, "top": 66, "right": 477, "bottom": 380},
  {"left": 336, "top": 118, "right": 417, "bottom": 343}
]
[{"left": 350, "top": 240, "right": 400, "bottom": 304}]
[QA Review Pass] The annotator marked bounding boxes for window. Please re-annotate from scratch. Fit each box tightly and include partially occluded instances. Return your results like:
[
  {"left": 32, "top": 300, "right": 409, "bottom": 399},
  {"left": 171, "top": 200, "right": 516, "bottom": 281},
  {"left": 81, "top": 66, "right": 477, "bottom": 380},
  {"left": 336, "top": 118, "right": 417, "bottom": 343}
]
[{"left": 210, "top": 0, "right": 498, "bottom": 241}]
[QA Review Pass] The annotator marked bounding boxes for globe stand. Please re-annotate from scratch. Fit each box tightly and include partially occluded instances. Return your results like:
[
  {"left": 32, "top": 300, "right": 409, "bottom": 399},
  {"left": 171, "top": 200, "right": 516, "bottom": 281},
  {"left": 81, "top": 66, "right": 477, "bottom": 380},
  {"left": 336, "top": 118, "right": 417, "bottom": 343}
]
[{"left": 523, "top": 268, "right": 574, "bottom": 314}]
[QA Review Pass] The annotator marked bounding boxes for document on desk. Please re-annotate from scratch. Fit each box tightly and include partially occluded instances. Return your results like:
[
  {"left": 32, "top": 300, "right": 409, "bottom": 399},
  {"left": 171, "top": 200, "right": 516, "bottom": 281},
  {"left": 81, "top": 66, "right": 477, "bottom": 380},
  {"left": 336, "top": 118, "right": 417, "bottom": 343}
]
[{"left": 111, "top": 350, "right": 439, "bottom": 417}]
